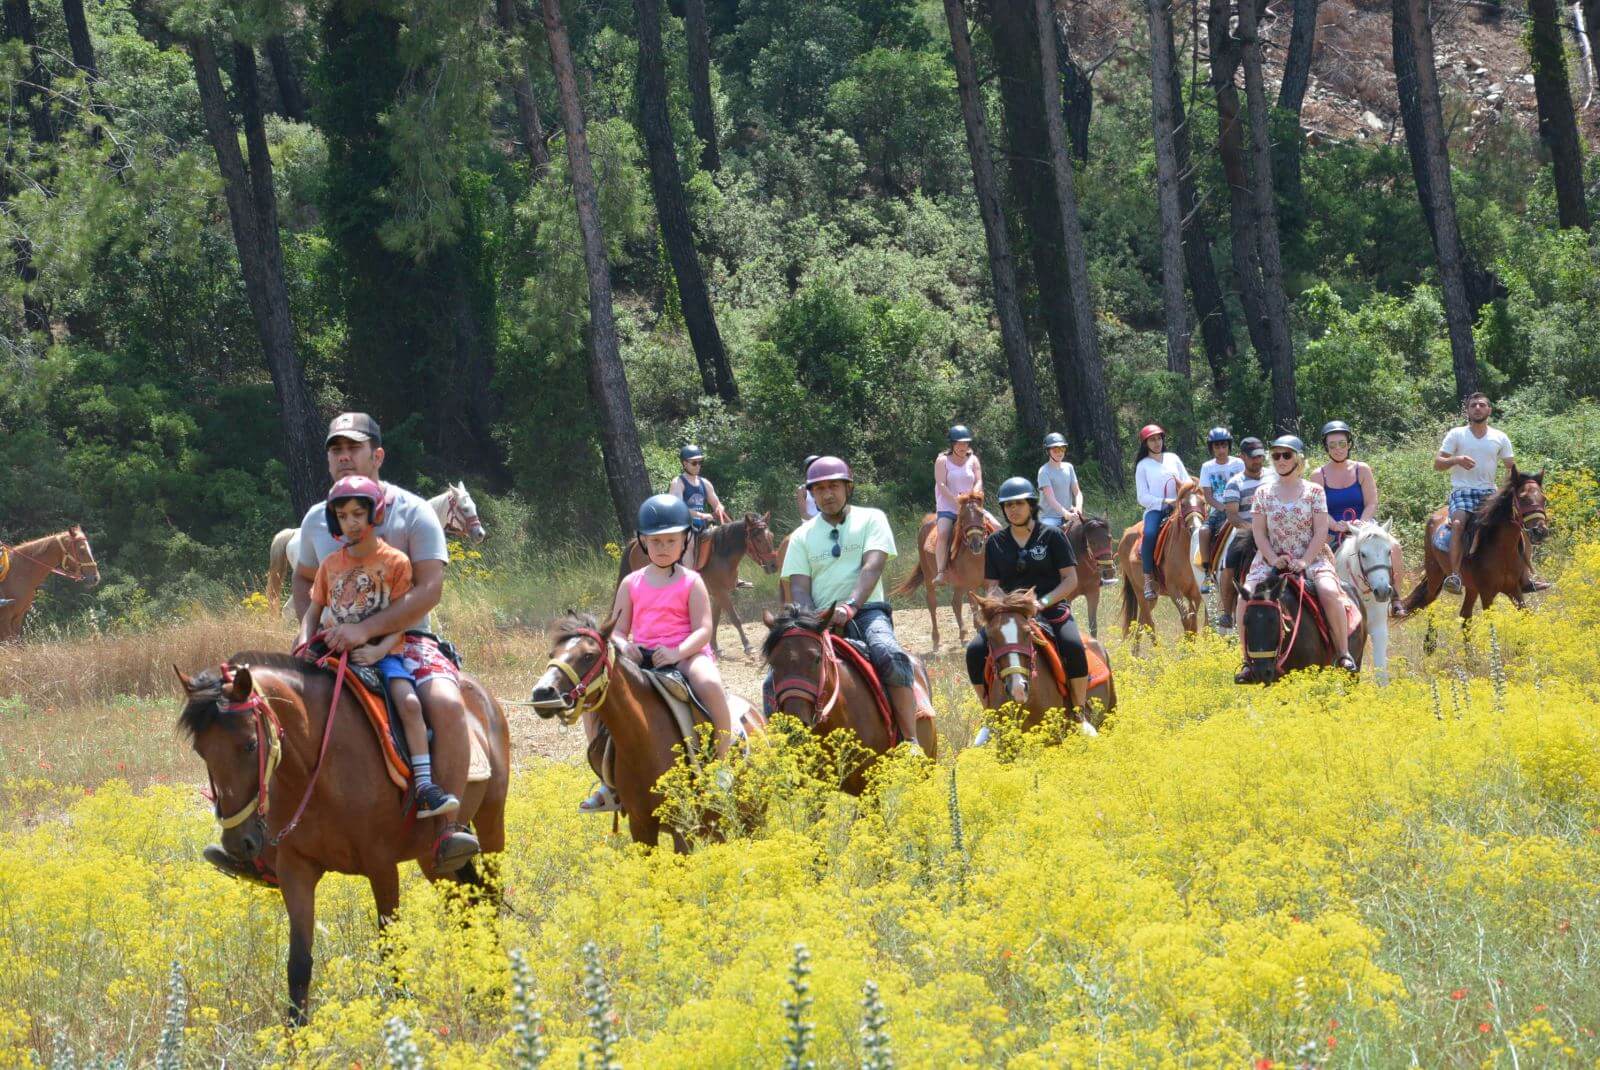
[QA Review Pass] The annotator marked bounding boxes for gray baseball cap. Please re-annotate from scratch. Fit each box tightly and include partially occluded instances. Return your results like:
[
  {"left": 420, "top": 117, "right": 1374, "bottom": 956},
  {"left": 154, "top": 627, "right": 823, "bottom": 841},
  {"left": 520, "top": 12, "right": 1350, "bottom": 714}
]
[{"left": 325, "top": 412, "right": 383, "bottom": 447}]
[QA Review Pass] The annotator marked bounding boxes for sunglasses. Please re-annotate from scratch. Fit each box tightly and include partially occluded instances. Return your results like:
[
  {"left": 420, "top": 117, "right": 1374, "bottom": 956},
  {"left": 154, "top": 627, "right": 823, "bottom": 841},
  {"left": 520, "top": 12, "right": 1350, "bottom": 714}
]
[
  {"left": 827, "top": 526, "right": 843, "bottom": 558},
  {"left": 1270, "top": 451, "right": 1297, "bottom": 461},
  {"left": 685, "top": 460, "right": 703, "bottom": 466}
]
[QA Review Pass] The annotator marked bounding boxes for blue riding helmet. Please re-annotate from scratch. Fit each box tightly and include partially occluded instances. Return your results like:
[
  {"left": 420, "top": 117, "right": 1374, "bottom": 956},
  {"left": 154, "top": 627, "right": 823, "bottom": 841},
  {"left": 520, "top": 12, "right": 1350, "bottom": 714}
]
[
  {"left": 1207, "top": 426, "right": 1233, "bottom": 445},
  {"left": 679, "top": 445, "right": 705, "bottom": 462},
  {"left": 947, "top": 425, "right": 973, "bottom": 444},
  {"left": 1042, "top": 432, "right": 1068, "bottom": 451},
  {"left": 997, "top": 476, "right": 1039, "bottom": 503},
  {"left": 637, "top": 493, "right": 691, "bottom": 536},
  {"left": 1319, "top": 420, "right": 1354, "bottom": 446}
]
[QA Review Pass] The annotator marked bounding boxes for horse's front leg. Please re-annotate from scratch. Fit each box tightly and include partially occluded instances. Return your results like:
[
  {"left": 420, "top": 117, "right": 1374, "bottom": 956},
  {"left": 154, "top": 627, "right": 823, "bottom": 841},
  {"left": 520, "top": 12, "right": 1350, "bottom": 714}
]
[
  {"left": 924, "top": 559, "right": 941, "bottom": 649},
  {"left": 279, "top": 855, "right": 324, "bottom": 1026},
  {"left": 1084, "top": 584, "right": 1099, "bottom": 639},
  {"left": 722, "top": 589, "right": 752, "bottom": 655},
  {"left": 1369, "top": 602, "right": 1390, "bottom": 686},
  {"left": 951, "top": 586, "right": 966, "bottom": 642}
]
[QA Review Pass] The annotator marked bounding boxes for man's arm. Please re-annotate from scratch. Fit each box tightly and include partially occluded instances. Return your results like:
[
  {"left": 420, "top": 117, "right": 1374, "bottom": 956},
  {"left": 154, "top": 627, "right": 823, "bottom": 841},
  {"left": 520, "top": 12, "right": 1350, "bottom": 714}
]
[
  {"left": 706, "top": 481, "right": 731, "bottom": 524},
  {"left": 325, "top": 558, "right": 443, "bottom": 651},
  {"left": 828, "top": 549, "right": 890, "bottom": 631},
  {"left": 1434, "top": 450, "right": 1465, "bottom": 472},
  {"left": 789, "top": 574, "right": 814, "bottom": 611},
  {"left": 291, "top": 566, "right": 316, "bottom": 621}
]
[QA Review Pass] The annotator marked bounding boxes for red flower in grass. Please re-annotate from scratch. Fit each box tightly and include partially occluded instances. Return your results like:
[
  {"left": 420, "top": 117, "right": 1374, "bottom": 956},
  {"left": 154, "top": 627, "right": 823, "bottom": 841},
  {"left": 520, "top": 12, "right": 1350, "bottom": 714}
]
[
  {"left": 1450, "top": 989, "right": 1467, "bottom": 1001},
  {"left": 1478, "top": 1022, "right": 1492, "bottom": 1034},
  {"left": 1255, "top": 1059, "right": 1274, "bottom": 1069},
  {"left": 1533, "top": 1004, "right": 1547, "bottom": 1013},
  {"left": 1326, "top": 1036, "right": 1337, "bottom": 1050}
]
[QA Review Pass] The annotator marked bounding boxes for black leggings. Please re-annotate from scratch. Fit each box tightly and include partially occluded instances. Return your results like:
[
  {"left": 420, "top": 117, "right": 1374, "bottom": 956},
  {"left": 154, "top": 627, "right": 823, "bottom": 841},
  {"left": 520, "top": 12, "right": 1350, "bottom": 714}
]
[{"left": 966, "top": 609, "right": 1089, "bottom": 686}]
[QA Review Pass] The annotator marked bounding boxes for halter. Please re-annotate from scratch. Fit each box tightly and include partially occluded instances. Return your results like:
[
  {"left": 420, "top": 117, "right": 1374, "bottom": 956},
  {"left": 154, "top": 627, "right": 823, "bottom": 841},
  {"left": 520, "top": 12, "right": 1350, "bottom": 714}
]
[
  {"left": 542, "top": 628, "right": 613, "bottom": 725},
  {"left": 771, "top": 627, "right": 843, "bottom": 723},
  {"left": 442, "top": 490, "right": 470, "bottom": 539},
  {"left": 1342, "top": 524, "right": 1392, "bottom": 600},
  {"left": 2, "top": 528, "right": 98, "bottom": 583},
  {"left": 212, "top": 668, "right": 285, "bottom": 831}
]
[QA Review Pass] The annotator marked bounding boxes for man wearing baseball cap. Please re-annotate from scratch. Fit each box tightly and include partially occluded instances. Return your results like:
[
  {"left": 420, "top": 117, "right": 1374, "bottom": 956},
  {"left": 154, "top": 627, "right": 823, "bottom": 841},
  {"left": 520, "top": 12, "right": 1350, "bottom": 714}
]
[
  {"left": 1214, "top": 436, "right": 1267, "bottom": 630},
  {"left": 202, "top": 412, "right": 481, "bottom": 882}
]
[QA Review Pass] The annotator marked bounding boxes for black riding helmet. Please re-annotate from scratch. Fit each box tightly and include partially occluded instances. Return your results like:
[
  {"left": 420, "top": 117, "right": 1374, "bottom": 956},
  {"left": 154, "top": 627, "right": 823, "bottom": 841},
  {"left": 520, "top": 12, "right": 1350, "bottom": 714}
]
[
  {"left": 947, "top": 425, "right": 973, "bottom": 444},
  {"left": 1042, "top": 432, "right": 1068, "bottom": 451},
  {"left": 997, "top": 476, "right": 1039, "bottom": 503},
  {"left": 1320, "top": 420, "right": 1354, "bottom": 448},
  {"left": 680, "top": 444, "right": 705, "bottom": 462}
]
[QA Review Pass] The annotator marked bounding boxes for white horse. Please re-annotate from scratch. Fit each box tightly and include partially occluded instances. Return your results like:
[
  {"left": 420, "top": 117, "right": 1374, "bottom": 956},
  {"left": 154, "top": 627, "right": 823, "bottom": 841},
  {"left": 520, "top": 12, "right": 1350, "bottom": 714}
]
[
  {"left": 266, "top": 482, "right": 487, "bottom": 613},
  {"left": 1334, "top": 520, "right": 1401, "bottom": 685}
]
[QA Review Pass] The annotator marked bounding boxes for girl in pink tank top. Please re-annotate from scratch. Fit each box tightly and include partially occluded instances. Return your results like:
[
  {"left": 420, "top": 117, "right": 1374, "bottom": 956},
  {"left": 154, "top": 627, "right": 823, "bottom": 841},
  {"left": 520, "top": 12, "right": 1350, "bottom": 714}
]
[{"left": 610, "top": 528, "right": 736, "bottom": 759}]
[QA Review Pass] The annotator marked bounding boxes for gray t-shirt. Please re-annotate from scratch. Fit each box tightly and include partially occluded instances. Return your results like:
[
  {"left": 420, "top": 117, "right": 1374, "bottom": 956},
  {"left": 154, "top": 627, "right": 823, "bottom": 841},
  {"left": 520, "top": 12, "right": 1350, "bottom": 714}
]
[
  {"left": 298, "top": 482, "right": 449, "bottom": 631},
  {"left": 1221, "top": 470, "right": 1265, "bottom": 520},
  {"left": 1036, "top": 461, "right": 1080, "bottom": 521}
]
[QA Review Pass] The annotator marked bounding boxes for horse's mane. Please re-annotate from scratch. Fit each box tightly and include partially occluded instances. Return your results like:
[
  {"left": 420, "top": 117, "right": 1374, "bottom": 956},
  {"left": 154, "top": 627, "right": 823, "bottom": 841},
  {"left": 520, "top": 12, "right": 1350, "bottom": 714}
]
[
  {"left": 976, "top": 590, "right": 1038, "bottom": 620},
  {"left": 176, "top": 651, "right": 323, "bottom": 738},
  {"left": 1468, "top": 469, "right": 1539, "bottom": 558},
  {"left": 9, "top": 530, "right": 70, "bottom": 555},
  {"left": 551, "top": 611, "right": 602, "bottom": 644},
  {"left": 761, "top": 604, "right": 830, "bottom": 659},
  {"left": 957, "top": 490, "right": 985, "bottom": 507}
]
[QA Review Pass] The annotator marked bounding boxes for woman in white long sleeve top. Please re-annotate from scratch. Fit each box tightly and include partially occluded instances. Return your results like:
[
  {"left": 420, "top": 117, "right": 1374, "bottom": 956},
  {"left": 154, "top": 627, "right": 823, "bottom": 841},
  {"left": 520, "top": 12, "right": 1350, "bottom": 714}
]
[{"left": 1134, "top": 424, "right": 1191, "bottom": 600}]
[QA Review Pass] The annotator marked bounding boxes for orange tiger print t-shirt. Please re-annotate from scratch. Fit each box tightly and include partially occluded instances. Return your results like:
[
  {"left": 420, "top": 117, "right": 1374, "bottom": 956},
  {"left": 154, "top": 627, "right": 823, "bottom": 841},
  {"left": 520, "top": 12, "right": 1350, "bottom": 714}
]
[{"left": 310, "top": 539, "right": 413, "bottom": 654}]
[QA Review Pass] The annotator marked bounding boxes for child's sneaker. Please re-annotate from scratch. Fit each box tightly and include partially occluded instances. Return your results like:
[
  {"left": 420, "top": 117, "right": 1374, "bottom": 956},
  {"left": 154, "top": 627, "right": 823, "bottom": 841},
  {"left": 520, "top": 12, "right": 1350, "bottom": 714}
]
[{"left": 414, "top": 782, "right": 460, "bottom": 818}]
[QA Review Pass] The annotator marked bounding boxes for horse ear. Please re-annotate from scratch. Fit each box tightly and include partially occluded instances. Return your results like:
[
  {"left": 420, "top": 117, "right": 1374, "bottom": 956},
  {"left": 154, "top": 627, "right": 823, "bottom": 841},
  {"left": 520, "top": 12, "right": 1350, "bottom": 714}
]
[
  {"left": 1534, "top": 468, "right": 1545, "bottom": 484},
  {"left": 174, "top": 665, "right": 198, "bottom": 693},
  {"left": 599, "top": 611, "right": 621, "bottom": 642},
  {"left": 223, "top": 665, "right": 253, "bottom": 703},
  {"left": 761, "top": 511, "right": 772, "bottom": 524},
  {"left": 763, "top": 610, "right": 776, "bottom": 627}
]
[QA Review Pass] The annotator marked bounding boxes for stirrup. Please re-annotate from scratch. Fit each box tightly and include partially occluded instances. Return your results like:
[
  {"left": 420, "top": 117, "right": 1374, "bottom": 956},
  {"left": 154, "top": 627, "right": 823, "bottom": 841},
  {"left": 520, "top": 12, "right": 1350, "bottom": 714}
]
[{"left": 1442, "top": 573, "right": 1463, "bottom": 593}]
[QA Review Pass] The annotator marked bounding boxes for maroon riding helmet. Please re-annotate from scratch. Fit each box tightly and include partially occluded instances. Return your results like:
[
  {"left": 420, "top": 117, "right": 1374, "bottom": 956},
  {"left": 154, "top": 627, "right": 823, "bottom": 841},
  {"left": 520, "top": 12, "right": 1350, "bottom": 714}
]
[
  {"left": 325, "top": 475, "right": 387, "bottom": 540},
  {"left": 804, "top": 456, "right": 854, "bottom": 487}
]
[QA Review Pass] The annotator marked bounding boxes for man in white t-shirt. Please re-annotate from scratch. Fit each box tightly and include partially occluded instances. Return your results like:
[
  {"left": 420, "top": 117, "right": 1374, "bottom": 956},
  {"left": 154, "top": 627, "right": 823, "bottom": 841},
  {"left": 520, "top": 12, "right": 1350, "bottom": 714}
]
[
  {"left": 1197, "top": 428, "right": 1243, "bottom": 592},
  {"left": 1434, "top": 392, "right": 1514, "bottom": 593}
]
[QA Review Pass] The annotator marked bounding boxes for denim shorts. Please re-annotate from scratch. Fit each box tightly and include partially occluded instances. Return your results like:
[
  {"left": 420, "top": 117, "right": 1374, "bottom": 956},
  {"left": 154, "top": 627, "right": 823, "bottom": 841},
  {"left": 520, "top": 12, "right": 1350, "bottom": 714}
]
[
  {"left": 936, "top": 510, "right": 958, "bottom": 522},
  {"left": 374, "top": 653, "right": 416, "bottom": 686}
]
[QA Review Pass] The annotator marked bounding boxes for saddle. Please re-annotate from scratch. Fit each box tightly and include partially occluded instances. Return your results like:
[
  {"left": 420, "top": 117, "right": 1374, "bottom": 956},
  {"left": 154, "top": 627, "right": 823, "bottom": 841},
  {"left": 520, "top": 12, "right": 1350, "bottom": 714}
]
[
  {"left": 302, "top": 643, "right": 493, "bottom": 794},
  {"left": 587, "top": 659, "right": 763, "bottom": 791},
  {"left": 1134, "top": 510, "right": 1186, "bottom": 593},
  {"left": 983, "top": 619, "right": 1112, "bottom": 697}
]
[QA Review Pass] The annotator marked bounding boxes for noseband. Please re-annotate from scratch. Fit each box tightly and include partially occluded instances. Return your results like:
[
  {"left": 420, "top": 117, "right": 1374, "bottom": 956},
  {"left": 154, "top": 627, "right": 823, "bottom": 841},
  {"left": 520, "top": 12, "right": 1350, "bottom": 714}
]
[
  {"left": 443, "top": 492, "right": 469, "bottom": 538},
  {"left": 984, "top": 617, "right": 1036, "bottom": 693},
  {"left": 771, "top": 628, "right": 842, "bottom": 723},
  {"left": 543, "top": 628, "right": 612, "bottom": 725}
]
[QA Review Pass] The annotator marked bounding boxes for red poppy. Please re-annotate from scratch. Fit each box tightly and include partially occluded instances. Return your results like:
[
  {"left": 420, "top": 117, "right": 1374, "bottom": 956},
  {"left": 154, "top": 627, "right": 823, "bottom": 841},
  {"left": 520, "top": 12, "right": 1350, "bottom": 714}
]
[
  {"left": 438, "top": 1025, "right": 450, "bottom": 1037},
  {"left": 1326, "top": 1036, "right": 1337, "bottom": 1049},
  {"left": 1450, "top": 989, "right": 1467, "bottom": 1000},
  {"left": 1329, "top": 1018, "right": 1339, "bottom": 1030},
  {"left": 1533, "top": 1004, "right": 1547, "bottom": 1013},
  {"left": 1255, "top": 1060, "right": 1273, "bottom": 1069},
  {"left": 1478, "top": 1023, "right": 1492, "bottom": 1034}
]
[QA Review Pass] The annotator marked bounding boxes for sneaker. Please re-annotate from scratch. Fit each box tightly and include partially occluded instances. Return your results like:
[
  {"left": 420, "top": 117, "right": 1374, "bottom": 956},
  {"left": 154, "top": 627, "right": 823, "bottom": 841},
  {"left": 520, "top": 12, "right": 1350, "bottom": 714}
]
[
  {"left": 1389, "top": 602, "right": 1407, "bottom": 619},
  {"left": 1442, "top": 573, "right": 1463, "bottom": 594},
  {"left": 1215, "top": 613, "right": 1234, "bottom": 630},
  {"left": 1336, "top": 653, "right": 1358, "bottom": 672},
  {"left": 735, "top": 578, "right": 755, "bottom": 589},
  {"left": 1142, "top": 580, "right": 1157, "bottom": 601},
  {"left": 432, "top": 827, "right": 480, "bottom": 874},
  {"left": 202, "top": 844, "right": 277, "bottom": 888},
  {"left": 972, "top": 725, "right": 992, "bottom": 747},
  {"left": 414, "top": 782, "right": 460, "bottom": 819},
  {"left": 1524, "top": 577, "right": 1553, "bottom": 593},
  {"left": 578, "top": 785, "right": 621, "bottom": 813}
]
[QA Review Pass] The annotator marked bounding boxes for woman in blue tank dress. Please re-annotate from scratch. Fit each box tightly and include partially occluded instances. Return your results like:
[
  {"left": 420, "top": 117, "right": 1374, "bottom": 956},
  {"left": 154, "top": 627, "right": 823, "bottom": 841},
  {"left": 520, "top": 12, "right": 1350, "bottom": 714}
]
[{"left": 1311, "top": 420, "right": 1405, "bottom": 617}]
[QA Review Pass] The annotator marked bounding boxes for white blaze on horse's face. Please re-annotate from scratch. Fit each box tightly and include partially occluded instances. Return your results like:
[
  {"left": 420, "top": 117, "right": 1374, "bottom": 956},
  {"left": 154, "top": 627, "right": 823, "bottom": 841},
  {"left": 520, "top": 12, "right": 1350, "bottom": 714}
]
[
  {"left": 999, "top": 614, "right": 1028, "bottom": 704},
  {"left": 454, "top": 483, "right": 487, "bottom": 543},
  {"left": 1356, "top": 529, "right": 1395, "bottom": 602}
]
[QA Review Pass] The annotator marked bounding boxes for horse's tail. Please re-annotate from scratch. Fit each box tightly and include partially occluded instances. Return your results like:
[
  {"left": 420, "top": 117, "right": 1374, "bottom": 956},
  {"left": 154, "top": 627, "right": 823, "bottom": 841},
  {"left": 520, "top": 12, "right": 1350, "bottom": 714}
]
[
  {"left": 892, "top": 562, "right": 925, "bottom": 596},
  {"left": 616, "top": 539, "right": 637, "bottom": 586},
  {"left": 1120, "top": 567, "right": 1137, "bottom": 631},
  {"left": 266, "top": 528, "right": 294, "bottom": 613}
]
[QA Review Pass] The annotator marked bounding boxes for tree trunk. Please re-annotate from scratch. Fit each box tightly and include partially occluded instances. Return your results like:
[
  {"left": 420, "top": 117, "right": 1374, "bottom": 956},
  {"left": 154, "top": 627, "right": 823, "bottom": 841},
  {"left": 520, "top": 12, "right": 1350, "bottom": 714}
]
[
  {"left": 3, "top": 0, "right": 52, "bottom": 333},
  {"left": 943, "top": 0, "right": 1047, "bottom": 451},
  {"left": 542, "top": 0, "right": 651, "bottom": 532},
  {"left": 634, "top": 0, "right": 738, "bottom": 404},
  {"left": 265, "top": 35, "right": 308, "bottom": 121},
  {"left": 1529, "top": 0, "right": 1591, "bottom": 229},
  {"left": 683, "top": 0, "right": 720, "bottom": 171},
  {"left": 1146, "top": 0, "right": 1193, "bottom": 383},
  {"left": 1169, "top": 49, "right": 1234, "bottom": 395},
  {"left": 191, "top": 36, "right": 325, "bottom": 515},
  {"left": 1033, "top": 0, "right": 1123, "bottom": 483},
  {"left": 1209, "top": 0, "right": 1272, "bottom": 369},
  {"left": 495, "top": 0, "right": 552, "bottom": 177},
  {"left": 1580, "top": 0, "right": 1600, "bottom": 91},
  {"left": 1392, "top": 0, "right": 1480, "bottom": 397},
  {"left": 1239, "top": 0, "right": 1299, "bottom": 432},
  {"left": 1274, "top": 0, "right": 1317, "bottom": 214},
  {"left": 61, "top": 0, "right": 96, "bottom": 77},
  {"left": 1050, "top": 15, "right": 1093, "bottom": 162}
]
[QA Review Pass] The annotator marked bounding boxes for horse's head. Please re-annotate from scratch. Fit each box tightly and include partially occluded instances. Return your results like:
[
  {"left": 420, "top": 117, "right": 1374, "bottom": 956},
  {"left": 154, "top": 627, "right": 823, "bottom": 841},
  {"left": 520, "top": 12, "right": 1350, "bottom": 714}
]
[
  {"left": 445, "top": 483, "right": 487, "bottom": 544},
  {"left": 970, "top": 590, "right": 1038, "bottom": 705},
  {"left": 1175, "top": 481, "right": 1207, "bottom": 529},
  {"left": 1511, "top": 466, "right": 1549, "bottom": 544},
  {"left": 1346, "top": 520, "right": 1397, "bottom": 603},
  {"left": 176, "top": 663, "right": 276, "bottom": 861},
  {"left": 744, "top": 512, "right": 778, "bottom": 574},
  {"left": 761, "top": 605, "right": 838, "bottom": 728},
  {"left": 1241, "top": 571, "right": 1287, "bottom": 685},
  {"left": 1082, "top": 515, "right": 1116, "bottom": 582},
  {"left": 65, "top": 525, "right": 101, "bottom": 588},
  {"left": 528, "top": 613, "right": 615, "bottom": 724},
  {"left": 957, "top": 492, "right": 988, "bottom": 555}
]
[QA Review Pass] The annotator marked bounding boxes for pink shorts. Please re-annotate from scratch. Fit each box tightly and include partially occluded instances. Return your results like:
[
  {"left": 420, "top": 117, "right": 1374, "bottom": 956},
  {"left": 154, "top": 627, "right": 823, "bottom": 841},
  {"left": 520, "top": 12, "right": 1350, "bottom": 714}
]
[{"left": 399, "top": 634, "right": 460, "bottom": 687}]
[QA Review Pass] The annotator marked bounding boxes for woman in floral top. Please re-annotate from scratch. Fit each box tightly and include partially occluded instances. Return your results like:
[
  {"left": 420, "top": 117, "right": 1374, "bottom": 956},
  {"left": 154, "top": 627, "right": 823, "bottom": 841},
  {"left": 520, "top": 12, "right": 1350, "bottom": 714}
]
[{"left": 1244, "top": 435, "right": 1356, "bottom": 670}]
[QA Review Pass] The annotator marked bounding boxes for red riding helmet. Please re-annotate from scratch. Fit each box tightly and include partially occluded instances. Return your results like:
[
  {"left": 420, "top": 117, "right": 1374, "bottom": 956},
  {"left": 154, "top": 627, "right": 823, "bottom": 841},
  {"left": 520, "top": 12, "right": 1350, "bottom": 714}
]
[
  {"left": 1138, "top": 424, "right": 1167, "bottom": 442},
  {"left": 804, "top": 456, "right": 854, "bottom": 487},
  {"left": 325, "top": 475, "right": 387, "bottom": 538}
]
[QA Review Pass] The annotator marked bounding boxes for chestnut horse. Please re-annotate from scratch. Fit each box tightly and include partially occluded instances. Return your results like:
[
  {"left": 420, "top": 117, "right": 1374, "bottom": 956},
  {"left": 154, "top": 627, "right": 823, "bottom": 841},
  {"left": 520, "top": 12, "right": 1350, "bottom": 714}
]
[
  {"left": 176, "top": 653, "right": 511, "bottom": 1024},
  {"left": 893, "top": 491, "right": 992, "bottom": 648},
  {"left": 969, "top": 591, "right": 1115, "bottom": 735},
  {"left": 1116, "top": 481, "right": 1207, "bottom": 643},
  {"left": 1402, "top": 465, "right": 1549, "bottom": 620},
  {"left": 1238, "top": 569, "right": 1366, "bottom": 684},
  {"left": 761, "top": 606, "right": 937, "bottom": 795},
  {"left": 1060, "top": 514, "right": 1118, "bottom": 638},
  {"left": 527, "top": 613, "right": 762, "bottom": 849},
  {"left": 0, "top": 526, "right": 100, "bottom": 640},
  {"left": 620, "top": 513, "right": 778, "bottom": 656}
]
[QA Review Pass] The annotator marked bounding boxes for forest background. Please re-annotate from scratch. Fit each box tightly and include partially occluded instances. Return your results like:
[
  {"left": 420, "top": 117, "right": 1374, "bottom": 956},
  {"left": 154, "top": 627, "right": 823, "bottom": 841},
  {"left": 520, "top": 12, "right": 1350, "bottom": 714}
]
[{"left": 6, "top": 0, "right": 1600, "bottom": 628}]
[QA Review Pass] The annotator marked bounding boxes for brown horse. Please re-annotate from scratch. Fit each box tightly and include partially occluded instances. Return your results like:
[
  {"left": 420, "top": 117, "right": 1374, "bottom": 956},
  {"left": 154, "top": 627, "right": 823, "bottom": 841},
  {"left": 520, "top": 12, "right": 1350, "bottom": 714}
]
[
  {"left": 1403, "top": 465, "right": 1549, "bottom": 620},
  {"left": 1060, "top": 514, "right": 1117, "bottom": 638},
  {"left": 761, "top": 606, "right": 937, "bottom": 795},
  {"left": 621, "top": 513, "right": 778, "bottom": 655},
  {"left": 893, "top": 491, "right": 992, "bottom": 648},
  {"left": 1116, "top": 481, "right": 1207, "bottom": 643},
  {"left": 176, "top": 654, "right": 511, "bottom": 1024},
  {"left": 527, "top": 613, "right": 762, "bottom": 849},
  {"left": 0, "top": 526, "right": 100, "bottom": 640},
  {"left": 1238, "top": 569, "right": 1366, "bottom": 684},
  {"left": 969, "top": 591, "right": 1115, "bottom": 734}
]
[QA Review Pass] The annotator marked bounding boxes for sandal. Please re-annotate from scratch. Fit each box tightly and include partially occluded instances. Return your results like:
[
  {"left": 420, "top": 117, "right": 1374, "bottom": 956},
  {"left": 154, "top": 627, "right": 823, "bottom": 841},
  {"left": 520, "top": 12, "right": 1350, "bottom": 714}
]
[{"left": 578, "top": 784, "right": 621, "bottom": 813}]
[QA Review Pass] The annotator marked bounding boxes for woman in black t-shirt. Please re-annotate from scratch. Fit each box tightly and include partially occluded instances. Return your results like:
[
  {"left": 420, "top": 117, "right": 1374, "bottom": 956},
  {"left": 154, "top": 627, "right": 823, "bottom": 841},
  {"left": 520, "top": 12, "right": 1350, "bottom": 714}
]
[{"left": 966, "top": 477, "right": 1090, "bottom": 711}]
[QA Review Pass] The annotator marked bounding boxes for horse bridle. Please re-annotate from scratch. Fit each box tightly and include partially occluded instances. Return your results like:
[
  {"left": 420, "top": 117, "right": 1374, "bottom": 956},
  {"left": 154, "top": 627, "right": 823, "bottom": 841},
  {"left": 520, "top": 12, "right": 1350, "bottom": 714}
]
[
  {"left": 1511, "top": 488, "right": 1548, "bottom": 533},
  {"left": 771, "top": 627, "right": 843, "bottom": 724},
  {"left": 958, "top": 504, "right": 987, "bottom": 553},
  {"left": 3, "top": 527, "right": 98, "bottom": 583},
  {"left": 983, "top": 615, "right": 1037, "bottom": 696},
  {"left": 442, "top": 490, "right": 472, "bottom": 539},
  {"left": 542, "top": 628, "right": 613, "bottom": 725},
  {"left": 1345, "top": 526, "right": 1392, "bottom": 600},
  {"left": 211, "top": 667, "right": 285, "bottom": 832},
  {"left": 745, "top": 521, "right": 777, "bottom": 568}
]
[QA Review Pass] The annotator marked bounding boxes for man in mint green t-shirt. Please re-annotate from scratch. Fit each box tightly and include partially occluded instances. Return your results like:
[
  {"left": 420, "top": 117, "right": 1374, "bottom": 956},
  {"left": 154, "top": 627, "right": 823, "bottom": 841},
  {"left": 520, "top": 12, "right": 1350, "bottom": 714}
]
[{"left": 781, "top": 456, "right": 925, "bottom": 752}]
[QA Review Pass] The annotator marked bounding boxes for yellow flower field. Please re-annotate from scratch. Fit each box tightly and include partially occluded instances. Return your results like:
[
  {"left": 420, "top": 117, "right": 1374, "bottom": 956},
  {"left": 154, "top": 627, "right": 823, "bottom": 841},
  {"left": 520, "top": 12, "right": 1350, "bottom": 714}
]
[{"left": 4, "top": 546, "right": 1600, "bottom": 1066}]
